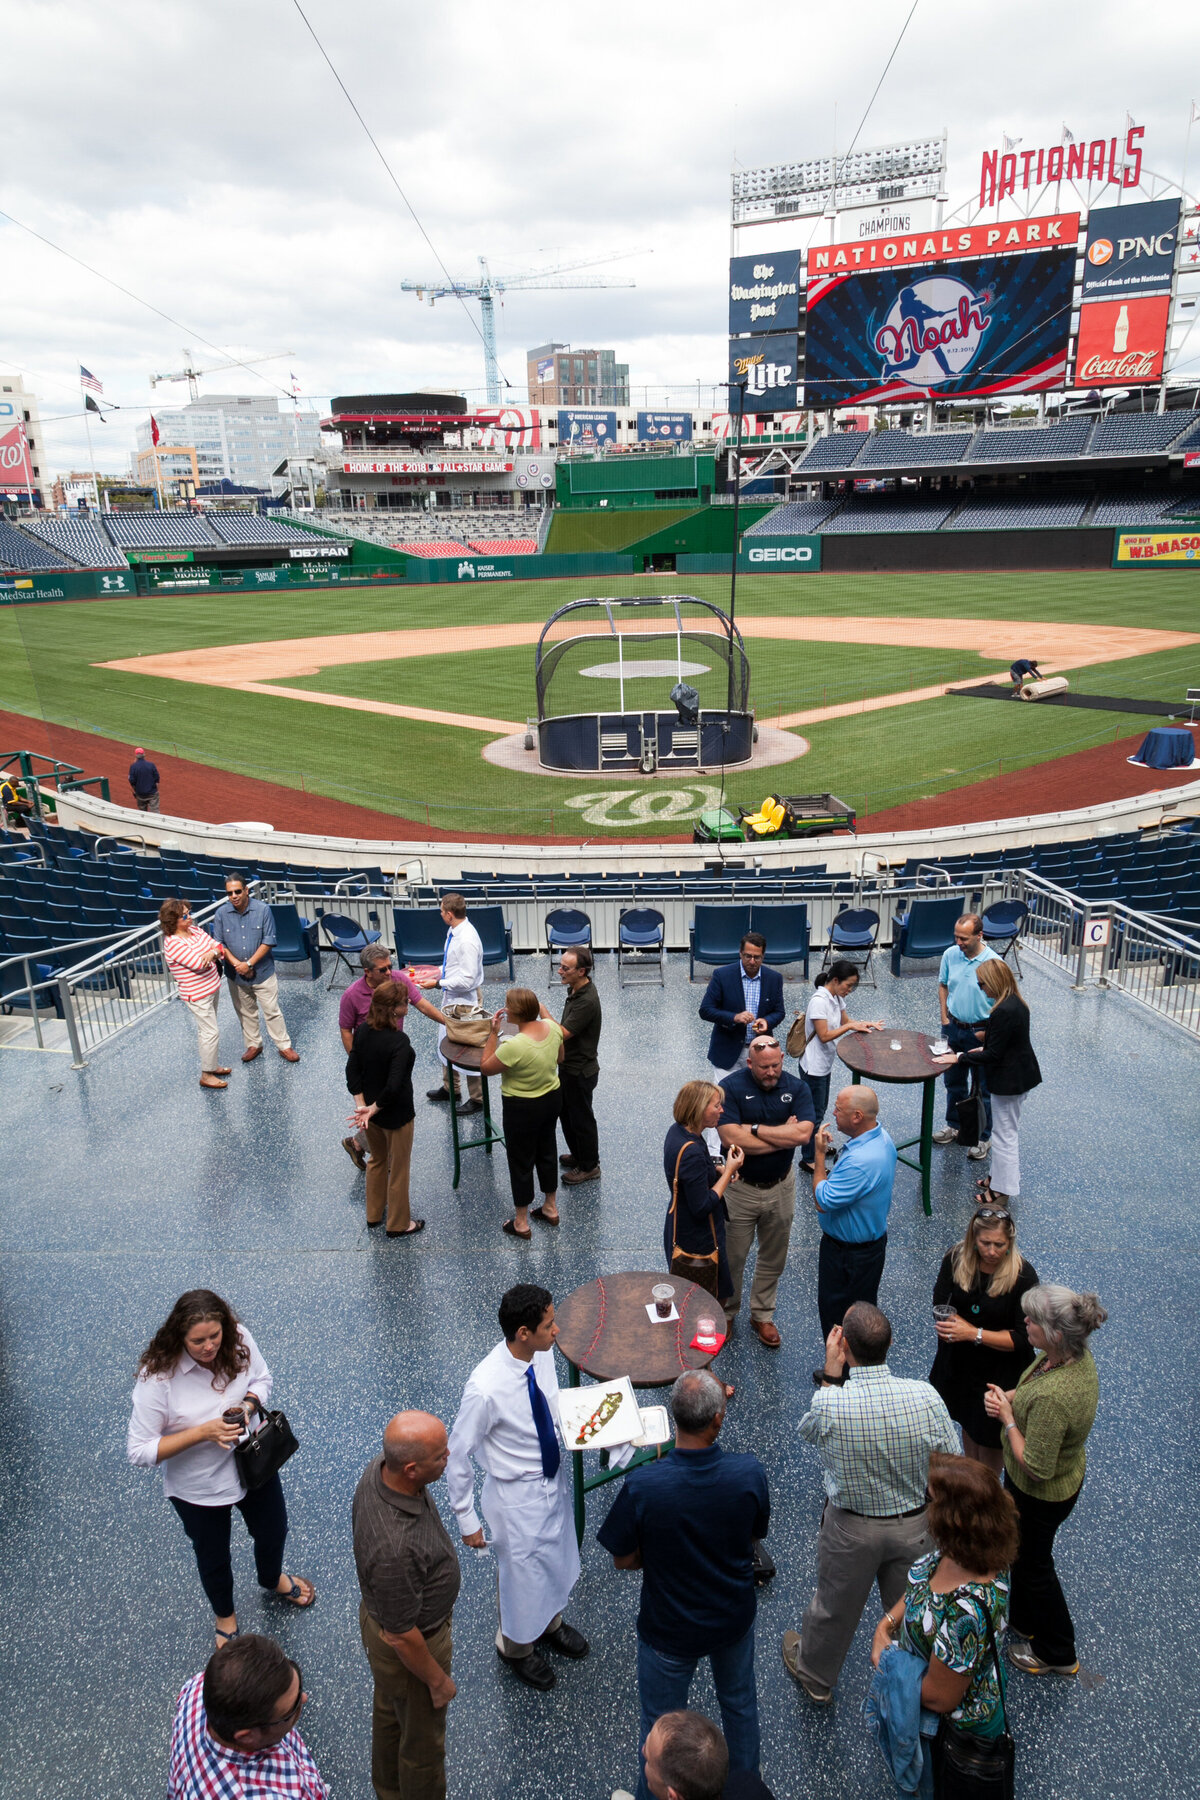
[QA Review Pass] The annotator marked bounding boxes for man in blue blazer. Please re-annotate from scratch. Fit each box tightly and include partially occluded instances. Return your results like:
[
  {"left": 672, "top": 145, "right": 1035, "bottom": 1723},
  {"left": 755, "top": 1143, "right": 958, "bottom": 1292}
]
[{"left": 700, "top": 933, "right": 785, "bottom": 1072}]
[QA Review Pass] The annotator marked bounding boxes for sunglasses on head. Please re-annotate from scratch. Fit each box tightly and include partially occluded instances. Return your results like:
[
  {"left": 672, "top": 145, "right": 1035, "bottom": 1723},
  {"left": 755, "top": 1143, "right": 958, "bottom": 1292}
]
[{"left": 973, "top": 1205, "right": 1012, "bottom": 1224}]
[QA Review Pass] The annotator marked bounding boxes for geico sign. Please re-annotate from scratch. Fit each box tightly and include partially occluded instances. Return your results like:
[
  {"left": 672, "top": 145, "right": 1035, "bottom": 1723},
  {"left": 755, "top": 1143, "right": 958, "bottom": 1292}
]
[{"left": 748, "top": 545, "right": 813, "bottom": 563}]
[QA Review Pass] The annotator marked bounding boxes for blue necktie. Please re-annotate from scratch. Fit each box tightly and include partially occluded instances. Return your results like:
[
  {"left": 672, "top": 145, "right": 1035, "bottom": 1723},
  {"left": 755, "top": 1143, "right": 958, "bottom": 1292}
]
[
  {"left": 526, "top": 1365, "right": 561, "bottom": 1480},
  {"left": 440, "top": 929, "right": 452, "bottom": 983}
]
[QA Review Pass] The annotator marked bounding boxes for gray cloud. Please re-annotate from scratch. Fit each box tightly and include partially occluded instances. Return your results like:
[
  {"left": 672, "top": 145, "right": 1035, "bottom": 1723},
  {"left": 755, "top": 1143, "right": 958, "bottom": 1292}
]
[{"left": 1, "top": 0, "right": 1196, "bottom": 473}]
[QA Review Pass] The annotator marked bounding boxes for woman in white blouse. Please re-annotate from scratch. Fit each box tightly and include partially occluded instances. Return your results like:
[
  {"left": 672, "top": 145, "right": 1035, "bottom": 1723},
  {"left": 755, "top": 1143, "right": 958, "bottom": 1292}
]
[
  {"left": 796, "top": 960, "right": 883, "bottom": 1172},
  {"left": 127, "top": 1289, "right": 314, "bottom": 1647}
]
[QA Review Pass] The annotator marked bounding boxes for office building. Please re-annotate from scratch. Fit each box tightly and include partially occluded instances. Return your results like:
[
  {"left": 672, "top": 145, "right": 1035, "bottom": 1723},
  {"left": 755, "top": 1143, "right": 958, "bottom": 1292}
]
[
  {"left": 0, "top": 376, "right": 46, "bottom": 506},
  {"left": 133, "top": 395, "right": 324, "bottom": 491},
  {"left": 528, "top": 344, "right": 629, "bottom": 406}
]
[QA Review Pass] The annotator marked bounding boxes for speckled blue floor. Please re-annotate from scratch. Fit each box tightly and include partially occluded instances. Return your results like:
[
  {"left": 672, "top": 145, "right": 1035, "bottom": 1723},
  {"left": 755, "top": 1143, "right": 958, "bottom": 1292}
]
[{"left": 0, "top": 947, "right": 1194, "bottom": 1800}]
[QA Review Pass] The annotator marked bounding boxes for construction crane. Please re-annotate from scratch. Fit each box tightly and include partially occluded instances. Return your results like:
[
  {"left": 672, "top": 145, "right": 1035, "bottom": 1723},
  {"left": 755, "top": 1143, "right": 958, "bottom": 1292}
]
[
  {"left": 149, "top": 349, "right": 294, "bottom": 402},
  {"left": 400, "top": 252, "right": 643, "bottom": 404}
]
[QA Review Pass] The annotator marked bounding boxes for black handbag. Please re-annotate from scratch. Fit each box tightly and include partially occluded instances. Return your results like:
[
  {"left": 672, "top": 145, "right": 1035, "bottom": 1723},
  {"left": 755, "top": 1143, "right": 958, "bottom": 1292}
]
[
  {"left": 233, "top": 1403, "right": 299, "bottom": 1492},
  {"left": 932, "top": 1613, "right": 1015, "bottom": 1800},
  {"left": 955, "top": 1065, "right": 985, "bottom": 1149}
]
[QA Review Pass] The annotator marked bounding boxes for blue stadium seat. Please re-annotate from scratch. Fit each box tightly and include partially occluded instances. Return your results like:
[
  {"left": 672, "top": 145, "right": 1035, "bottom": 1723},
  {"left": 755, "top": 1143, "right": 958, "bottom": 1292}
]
[
  {"left": 689, "top": 906, "right": 752, "bottom": 980},
  {"left": 890, "top": 897, "right": 964, "bottom": 976},
  {"left": 749, "top": 904, "right": 810, "bottom": 975},
  {"left": 268, "top": 903, "right": 321, "bottom": 980}
]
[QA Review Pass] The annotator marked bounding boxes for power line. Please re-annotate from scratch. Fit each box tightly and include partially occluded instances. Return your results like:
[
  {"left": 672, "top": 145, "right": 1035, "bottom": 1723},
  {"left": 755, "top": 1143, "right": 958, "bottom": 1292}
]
[
  {"left": 289, "top": 0, "right": 510, "bottom": 389},
  {"left": 0, "top": 205, "right": 296, "bottom": 403},
  {"left": 840, "top": 0, "right": 921, "bottom": 167}
]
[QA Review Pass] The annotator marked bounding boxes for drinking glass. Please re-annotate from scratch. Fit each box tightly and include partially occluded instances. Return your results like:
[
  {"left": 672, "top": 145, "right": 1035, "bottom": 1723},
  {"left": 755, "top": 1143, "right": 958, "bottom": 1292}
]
[{"left": 652, "top": 1283, "right": 675, "bottom": 1319}]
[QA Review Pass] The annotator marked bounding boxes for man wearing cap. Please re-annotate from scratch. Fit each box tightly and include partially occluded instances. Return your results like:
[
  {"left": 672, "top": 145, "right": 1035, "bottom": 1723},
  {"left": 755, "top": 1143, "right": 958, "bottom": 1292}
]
[
  {"left": 128, "top": 747, "right": 161, "bottom": 812},
  {"left": 716, "top": 1037, "right": 815, "bottom": 1349}
]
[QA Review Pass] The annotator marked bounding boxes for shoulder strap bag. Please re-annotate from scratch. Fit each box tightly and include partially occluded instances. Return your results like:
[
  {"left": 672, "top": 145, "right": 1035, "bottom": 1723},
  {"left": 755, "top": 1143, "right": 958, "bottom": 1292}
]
[
  {"left": 954, "top": 1063, "right": 985, "bottom": 1149},
  {"left": 233, "top": 1400, "right": 300, "bottom": 1493},
  {"left": 668, "top": 1142, "right": 721, "bottom": 1300},
  {"left": 785, "top": 1012, "right": 809, "bottom": 1058},
  {"left": 932, "top": 1601, "right": 1015, "bottom": 1800}
]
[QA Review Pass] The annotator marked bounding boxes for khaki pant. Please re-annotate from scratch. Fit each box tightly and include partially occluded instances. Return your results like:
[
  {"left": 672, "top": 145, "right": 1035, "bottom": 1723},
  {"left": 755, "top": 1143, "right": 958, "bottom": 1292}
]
[
  {"left": 365, "top": 1119, "right": 414, "bottom": 1231},
  {"left": 183, "top": 991, "right": 222, "bottom": 1073},
  {"left": 723, "top": 1168, "right": 796, "bottom": 1323},
  {"left": 135, "top": 791, "right": 160, "bottom": 812},
  {"left": 360, "top": 1604, "right": 451, "bottom": 1800},
  {"left": 227, "top": 973, "right": 291, "bottom": 1051},
  {"left": 796, "top": 1503, "right": 932, "bottom": 1692},
  {"left": 496, "top": 1611, "right": 562, "bottom": 1660}
]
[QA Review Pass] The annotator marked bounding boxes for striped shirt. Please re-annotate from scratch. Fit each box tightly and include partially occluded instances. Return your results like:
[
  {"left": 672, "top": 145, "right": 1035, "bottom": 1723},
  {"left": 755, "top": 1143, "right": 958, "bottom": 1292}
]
[
  {"left": 799, "top": 1364, "right": 960, "bottom": 1516},
  {"left": 168, "top": 1672, "right": 328, "bottom": 1799},
  {"left": 163, "top": 927, "right": 223, "bottom": 1003}
]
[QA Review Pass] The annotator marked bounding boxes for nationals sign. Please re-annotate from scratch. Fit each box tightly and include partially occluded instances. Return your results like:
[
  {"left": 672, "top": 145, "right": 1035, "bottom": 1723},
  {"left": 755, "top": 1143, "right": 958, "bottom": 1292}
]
[
  {"left": 0, "top": 423, "right": 35, "bottom": 493},
  {"left": 809, "top": 213, "right": 1079, "bottom": 278},
  {"left": 804, "top": 249, "right": 1075, "bottom": 407}
]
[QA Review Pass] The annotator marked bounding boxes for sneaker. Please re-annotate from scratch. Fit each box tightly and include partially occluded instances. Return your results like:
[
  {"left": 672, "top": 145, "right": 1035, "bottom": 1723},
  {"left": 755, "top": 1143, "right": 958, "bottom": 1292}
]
[
  {"left": 967, "top": 1138, "right": 991, "bottom": 1161},
  {"left": 1007, "top": 1639, "right": 1079, "bottom": 1677},
  {"left": 932, "top": 1127, "right": 958, "bottom": 1145},
  {"left": 781, "top": 1630, "right": 832, "bottom": 1703}
]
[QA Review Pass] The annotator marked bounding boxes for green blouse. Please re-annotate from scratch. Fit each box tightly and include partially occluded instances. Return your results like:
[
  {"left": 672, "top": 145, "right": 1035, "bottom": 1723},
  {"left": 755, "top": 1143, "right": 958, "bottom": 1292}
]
[
  {"left": 1003, "top": 1348, "right": 1098, "bottom": 1502},
  {"left": 495, "top": 1021, "right": 563, "bottom": 1099},
  {"left": 900, "top": 1552, "right": 1009, "bottom": 1734}
]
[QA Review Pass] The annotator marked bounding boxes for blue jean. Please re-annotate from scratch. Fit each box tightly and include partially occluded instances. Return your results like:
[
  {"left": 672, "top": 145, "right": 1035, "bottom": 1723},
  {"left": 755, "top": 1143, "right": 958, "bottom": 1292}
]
[
  {"left": 635, "top": 1626, "right": 759, "bottom": 1800},
  {"left": 942, "top": 1020, "right": 992, "bottom": 1137},
  {"left": 800, "top": 1070, "right": 831, "bottom": 1168}
]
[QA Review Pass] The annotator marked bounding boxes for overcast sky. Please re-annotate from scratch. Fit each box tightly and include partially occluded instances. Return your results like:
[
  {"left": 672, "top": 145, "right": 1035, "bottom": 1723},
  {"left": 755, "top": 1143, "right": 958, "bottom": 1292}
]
[{"left": 3, "top": 0, "right": 1198, "bottom": 475}]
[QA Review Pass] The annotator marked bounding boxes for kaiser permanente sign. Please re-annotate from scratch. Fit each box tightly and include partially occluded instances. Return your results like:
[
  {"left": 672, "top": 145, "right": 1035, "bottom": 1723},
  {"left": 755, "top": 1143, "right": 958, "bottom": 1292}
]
[{"left": 737, "top": 535, "right": 822, "bottom": 572}]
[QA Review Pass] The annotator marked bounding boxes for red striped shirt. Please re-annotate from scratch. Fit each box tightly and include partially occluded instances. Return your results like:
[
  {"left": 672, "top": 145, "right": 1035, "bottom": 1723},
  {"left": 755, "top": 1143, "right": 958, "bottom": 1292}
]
[{"left": 164, "top": 926, "right": 223, "bottom": 1002}]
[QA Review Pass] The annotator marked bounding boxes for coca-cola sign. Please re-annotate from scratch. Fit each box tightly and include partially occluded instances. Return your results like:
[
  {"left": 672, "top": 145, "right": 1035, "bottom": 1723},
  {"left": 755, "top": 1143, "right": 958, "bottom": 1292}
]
[
  {"left": 1076, "top": 295, "right": 1170, "bottom": 387},
  {"left": 0, "top": 423, "right": 35, "bottom": 491}
]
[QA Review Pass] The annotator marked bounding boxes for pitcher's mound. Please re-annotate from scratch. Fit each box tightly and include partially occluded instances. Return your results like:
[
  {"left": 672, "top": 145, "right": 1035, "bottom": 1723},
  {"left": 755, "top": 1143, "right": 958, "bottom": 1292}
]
[{"left": 482, "top": 723, "right": 810, "bottom": 778}]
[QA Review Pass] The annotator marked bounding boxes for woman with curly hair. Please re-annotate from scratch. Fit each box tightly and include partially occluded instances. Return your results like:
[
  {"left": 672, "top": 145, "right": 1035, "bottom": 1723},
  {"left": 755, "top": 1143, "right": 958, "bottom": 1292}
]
[
  {"left": 126, "top": 1289, "right": 314, "bottom": 1647},
  {"left": 872, "top": 1453, "right": 1018, "bottom": 1759}
]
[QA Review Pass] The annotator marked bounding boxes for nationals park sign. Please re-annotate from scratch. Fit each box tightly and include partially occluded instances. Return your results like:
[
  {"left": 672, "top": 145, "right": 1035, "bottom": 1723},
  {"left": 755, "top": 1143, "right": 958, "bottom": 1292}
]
[{"left": 809, "top": 213, "right": 1079, "bottom": 276}]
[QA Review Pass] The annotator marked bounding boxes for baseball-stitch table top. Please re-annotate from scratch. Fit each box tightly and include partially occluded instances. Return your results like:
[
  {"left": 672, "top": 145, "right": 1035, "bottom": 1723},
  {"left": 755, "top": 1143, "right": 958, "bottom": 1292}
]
[{"left": 555, "top": 1270, "right": 724, "bottom": 1386}]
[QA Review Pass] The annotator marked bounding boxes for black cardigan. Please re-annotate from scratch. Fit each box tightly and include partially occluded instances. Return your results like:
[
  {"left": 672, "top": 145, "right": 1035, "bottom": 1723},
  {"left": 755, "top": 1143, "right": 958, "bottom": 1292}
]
[
  {"left": 346, "top": 1024, "right": 415, "bottom": 1129},
  {"left": 964, "top": 994, "right": 1041, "bottom": 1096}
]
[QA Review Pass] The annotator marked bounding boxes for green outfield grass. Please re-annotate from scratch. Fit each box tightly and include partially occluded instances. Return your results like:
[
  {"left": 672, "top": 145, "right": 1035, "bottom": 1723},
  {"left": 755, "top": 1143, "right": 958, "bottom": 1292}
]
[{"left": 1, "top": 569, "right": 1198, "bottom": 836}]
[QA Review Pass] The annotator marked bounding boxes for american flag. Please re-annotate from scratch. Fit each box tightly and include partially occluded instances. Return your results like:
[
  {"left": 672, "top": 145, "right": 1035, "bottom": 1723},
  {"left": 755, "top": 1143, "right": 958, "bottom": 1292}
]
[{"left": 80, "top": 365, "right": 103, "bottom": 395}]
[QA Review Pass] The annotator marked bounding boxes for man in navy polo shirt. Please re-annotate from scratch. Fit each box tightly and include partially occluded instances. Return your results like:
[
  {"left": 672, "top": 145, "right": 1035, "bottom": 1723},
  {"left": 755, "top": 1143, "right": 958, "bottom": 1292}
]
[
  {"left": 598, "top": 1369, "right": 770, "bottom": 1800},
  {"left": 717, "top": 1037, "right": 814, "bottom": 1349}
]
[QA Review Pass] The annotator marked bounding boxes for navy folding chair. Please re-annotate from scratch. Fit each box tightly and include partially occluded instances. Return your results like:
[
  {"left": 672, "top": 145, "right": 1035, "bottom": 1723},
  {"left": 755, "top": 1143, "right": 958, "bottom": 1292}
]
[
  {"left": 545, "top": 908, "right": 592, "bottom": 983},
  {"left": 821, "top": 907, "right": 880, "bottom": 987},
  {"left": 320, "top": 912, "right": 382, "bottom": 990},
  {"left": 618, "top": 907, "right": 665, "bottom": 986}
]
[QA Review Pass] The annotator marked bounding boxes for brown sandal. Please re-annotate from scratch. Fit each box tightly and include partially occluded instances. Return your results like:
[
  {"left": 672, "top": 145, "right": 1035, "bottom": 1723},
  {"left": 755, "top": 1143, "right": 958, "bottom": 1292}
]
[{"left": 502, "top": 1219, "right": 532, "bottom": 1240}]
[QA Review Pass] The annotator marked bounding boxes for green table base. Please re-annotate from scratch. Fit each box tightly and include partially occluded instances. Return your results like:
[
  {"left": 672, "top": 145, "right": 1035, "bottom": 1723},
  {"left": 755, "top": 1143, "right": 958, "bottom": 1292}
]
[
  {"left": 567, "top": 1360, "right": 672, "bottom": 1545},
  {"left": 447, "top": 1070, "right": 504, "bottom": 1189},
  {"left": 891, "top": 1075, "right": 936, "bottom": 1217}
]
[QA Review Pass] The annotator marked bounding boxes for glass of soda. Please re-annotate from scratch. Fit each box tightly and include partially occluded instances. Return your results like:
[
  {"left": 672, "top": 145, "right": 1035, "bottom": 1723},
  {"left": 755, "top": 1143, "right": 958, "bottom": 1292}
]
[{"left": 652, "top": 1283, "right": 675, "bottom": 1318}]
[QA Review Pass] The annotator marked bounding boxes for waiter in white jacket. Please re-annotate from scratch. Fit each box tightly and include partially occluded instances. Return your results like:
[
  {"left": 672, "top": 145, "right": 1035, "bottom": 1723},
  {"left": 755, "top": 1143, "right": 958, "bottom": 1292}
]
[
  {"left": 446, "top": 1282, "right": 588, "bottom": 1691},
  {"left": 423, "top": 892, "right": 485, "bottom": 1117}
]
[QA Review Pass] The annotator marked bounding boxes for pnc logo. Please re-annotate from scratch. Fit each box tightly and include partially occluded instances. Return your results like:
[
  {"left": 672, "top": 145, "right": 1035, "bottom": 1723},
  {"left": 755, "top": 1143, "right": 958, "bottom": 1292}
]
[{"left": 1087, "top": 238, "right": 1114, "bottom": 266}]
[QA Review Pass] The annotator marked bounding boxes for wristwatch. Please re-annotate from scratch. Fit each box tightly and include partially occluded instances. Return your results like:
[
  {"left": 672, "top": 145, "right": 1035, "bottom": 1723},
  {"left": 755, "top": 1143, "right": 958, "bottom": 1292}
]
[{"left": 751, "top": 1124, "right": 761, "bottom": 1139}]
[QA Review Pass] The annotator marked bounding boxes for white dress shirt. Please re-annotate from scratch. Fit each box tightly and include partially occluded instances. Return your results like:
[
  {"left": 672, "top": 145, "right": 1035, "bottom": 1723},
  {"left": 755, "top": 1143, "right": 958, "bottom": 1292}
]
[
  {"left": 126, "top": 1326, "right": 272, "bottom": 1506},
  {"left": 445, "top": 1338, "right": 579, "bottom": 1644},
  {"left": 440, "top": 918, "right": 484, "bottom": 1003}
]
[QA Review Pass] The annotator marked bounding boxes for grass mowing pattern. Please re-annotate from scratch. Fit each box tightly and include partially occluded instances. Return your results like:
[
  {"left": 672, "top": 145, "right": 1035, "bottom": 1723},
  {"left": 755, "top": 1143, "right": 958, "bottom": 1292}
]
[{"left": 2, "top": 569, "right": 1198, "bottom": 836}]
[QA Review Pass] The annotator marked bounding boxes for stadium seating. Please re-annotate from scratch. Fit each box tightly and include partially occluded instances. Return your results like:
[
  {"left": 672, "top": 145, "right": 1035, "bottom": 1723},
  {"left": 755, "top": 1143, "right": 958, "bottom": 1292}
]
[
  {"left": 964, "top": 418, "right": 1095, "bottom": 463},
  {"left": 949, "top": 493, "right": 1088, "bottom": 530},
  {"left": 400, "top": 541, "right": 473, "bottom": 557},
  {"left": 890, "top": 896, "right": 965, "bottom": 975},
  {"left": 206, "top": 515, "right": 342, "bottom": 547},
  {"left": 743, "top": 499, "right": 841, "bottom": 535},
  {"left": 853, "top": 430, "right": 973, "bottom": 470},
  {"left": 20, "top": 516, "right": 129, "bottom": 568},
  {"left": 466, "top": 539, "right": 537, "bottom": 555},
  {"left": 0, "top": 520, "right": 72, "bottom": 570},
  {"left": 1088, "top": 413, "right": 1198, "bottom": 455},
  {"left": 103, "top": 514, "right": 222, "bottom": 549},
  {"left": 1090, "top": 488, "right": 1180, "bottom": 526},
  {"left": 821, "top": 495, "right": 956, "bottom": 534},
  {"left": 794, "top": 431, "right": 870, "bottom": 471}
]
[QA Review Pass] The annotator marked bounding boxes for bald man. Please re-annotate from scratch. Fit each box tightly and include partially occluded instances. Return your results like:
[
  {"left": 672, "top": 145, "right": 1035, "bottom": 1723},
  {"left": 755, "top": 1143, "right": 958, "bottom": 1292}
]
[
  {"left": 811, "top": 1086, "right": 897, "bottom": 1343},
  {"left": 353, "top": 1412, "right": 461, "bottom": 1800}
]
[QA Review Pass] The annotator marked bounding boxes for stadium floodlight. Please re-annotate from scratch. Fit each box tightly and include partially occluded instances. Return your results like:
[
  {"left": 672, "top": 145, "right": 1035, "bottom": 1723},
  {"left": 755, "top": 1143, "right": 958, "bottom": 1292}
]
[{"left": 731, "top": 136, "right": 947, "bottom": 225}]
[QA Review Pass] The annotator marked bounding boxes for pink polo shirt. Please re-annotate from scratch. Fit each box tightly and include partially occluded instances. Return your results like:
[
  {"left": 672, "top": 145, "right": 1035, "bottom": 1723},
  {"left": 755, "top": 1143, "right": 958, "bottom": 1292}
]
[{"left": 338, "top": 969, "right": 421, "bottom": 1035}]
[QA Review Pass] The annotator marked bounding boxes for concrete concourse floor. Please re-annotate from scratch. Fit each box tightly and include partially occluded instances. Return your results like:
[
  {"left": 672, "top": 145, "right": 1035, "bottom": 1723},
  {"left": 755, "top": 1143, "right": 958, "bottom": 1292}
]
[{"left": 0, "top": 944, "right": 1193, "bottom": 1800}]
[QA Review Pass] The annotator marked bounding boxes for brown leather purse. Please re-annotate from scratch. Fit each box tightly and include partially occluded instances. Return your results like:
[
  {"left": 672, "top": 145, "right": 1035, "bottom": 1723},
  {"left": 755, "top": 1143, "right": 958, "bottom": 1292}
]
[{"left": 667, "top": 1142, "right": 721, "bottom": 1299}]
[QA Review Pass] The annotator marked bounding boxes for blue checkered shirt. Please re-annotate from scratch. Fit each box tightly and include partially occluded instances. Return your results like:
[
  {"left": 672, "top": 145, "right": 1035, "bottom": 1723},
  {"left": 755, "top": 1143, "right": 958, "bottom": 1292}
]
[{"left": 799, "top": 1364, "right": 960, "bottom": 1516}]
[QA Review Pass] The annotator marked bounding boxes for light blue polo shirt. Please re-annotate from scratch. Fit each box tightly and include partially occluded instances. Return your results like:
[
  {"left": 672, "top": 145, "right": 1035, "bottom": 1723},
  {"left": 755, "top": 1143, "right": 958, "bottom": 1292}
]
[
  {"left": 814, "top": 1124, "right": 897, "bottom": 1243},
  {"left": 938, "top": 943, "right": 998, "bottom": 1025}
]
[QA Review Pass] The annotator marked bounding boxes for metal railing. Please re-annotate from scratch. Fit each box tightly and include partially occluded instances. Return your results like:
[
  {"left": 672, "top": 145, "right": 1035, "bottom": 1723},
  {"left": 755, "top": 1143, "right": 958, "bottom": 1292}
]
[{"left": 1006, "top": 871, "right": 1200, "bottom": 1037}]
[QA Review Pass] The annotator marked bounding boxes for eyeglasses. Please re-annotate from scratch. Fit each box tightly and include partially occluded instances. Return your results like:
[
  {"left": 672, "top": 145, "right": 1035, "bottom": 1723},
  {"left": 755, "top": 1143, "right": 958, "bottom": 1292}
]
[
  {"left": 255, "top": 1663, "right": 305, "bottom": 1734},
  {"left": 973, "top": 1206, "right": 1012, "bottom": 1223}
]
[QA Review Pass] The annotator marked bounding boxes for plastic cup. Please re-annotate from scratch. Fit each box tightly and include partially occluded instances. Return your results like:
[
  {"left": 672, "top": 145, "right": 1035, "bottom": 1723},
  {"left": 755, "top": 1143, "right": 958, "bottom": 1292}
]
[
  {"left": 697, "top": 1314, "right": 718, "bottom": 1340},
  {"left": 933, "top": 1305, "right": 957, "bottom": 1323},
  {"left": 652, "top": 1283, "right": 675, "bottom": 1318},
  {"left": 889, "top": 1038, "right": 903, "bottom": 1051}
]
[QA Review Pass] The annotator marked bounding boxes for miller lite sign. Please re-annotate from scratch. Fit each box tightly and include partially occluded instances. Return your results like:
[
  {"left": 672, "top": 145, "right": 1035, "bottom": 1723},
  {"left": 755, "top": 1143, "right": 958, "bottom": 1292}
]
[{"left": 727, "top": 334, "right": 801, "bottom": 412}]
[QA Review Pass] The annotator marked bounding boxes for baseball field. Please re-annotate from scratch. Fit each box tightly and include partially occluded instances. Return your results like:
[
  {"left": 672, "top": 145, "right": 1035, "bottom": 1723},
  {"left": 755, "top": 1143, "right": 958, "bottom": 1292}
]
[{"left": 2, "top": 568, "right": 1198, "bottom": 838}]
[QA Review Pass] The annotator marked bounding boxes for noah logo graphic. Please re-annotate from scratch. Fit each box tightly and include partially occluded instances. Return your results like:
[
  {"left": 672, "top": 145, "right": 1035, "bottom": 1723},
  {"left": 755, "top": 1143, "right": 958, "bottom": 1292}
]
[
  {"left": 457, "top": 560, "right": 476, "bottom": 579},
  {"left": 748, "top": 545, "right": 812, "bottom": 563},
  {"left": 873, "top": 275, "right": 993, "bottom": 386}
]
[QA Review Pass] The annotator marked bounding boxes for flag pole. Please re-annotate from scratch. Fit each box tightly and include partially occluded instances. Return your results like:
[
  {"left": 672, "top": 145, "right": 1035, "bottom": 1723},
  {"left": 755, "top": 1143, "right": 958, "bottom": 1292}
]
[{"left": 81, "top": 402, "right": 100, "bottom": 512}]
